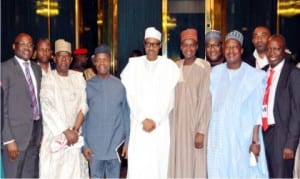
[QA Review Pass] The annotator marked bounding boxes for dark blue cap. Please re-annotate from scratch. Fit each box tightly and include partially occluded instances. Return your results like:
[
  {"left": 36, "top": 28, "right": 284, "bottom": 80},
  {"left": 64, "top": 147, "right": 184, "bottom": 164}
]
[{"left": 94, "top": 44, "right": 110, "bottom": 55}]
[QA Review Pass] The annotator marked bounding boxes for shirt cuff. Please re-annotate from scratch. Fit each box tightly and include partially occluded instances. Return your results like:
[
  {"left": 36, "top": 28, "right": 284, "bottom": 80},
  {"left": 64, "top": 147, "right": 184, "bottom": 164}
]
[{"left": 3, "top": 139, "right": 15, "bottom": 145}]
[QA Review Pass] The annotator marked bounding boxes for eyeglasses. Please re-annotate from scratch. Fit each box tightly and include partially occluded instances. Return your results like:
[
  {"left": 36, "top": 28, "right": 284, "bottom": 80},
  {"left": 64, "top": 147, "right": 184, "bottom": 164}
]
[
  {"left": 144, "top": 42, "right": 160, "bottom": 48},
  {"left": 15, "top": 42, "right": 34, "bottom": 48},
  {"left": 205, "top": 43, "right": 221, "bottom": 49},
  {"left": 56, "top": 54, "right": 71, "bottom": 59}
]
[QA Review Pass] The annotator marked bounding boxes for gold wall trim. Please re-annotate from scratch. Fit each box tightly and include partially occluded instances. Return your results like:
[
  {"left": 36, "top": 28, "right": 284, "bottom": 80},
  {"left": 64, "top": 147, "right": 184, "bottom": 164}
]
[
  {"left": 162, "top": 0, "right": 168, "bottom": 57},
  {"left": 75, "top": 0, "right": 80, "bottom": 48},
  {"left": 112, "top": 0, "right": 118, "bottom": 74}
]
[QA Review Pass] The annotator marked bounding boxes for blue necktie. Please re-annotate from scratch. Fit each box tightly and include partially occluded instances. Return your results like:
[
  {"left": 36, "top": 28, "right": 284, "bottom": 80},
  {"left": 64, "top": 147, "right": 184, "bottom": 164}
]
[{"left": 24, "top": 62, "right": 39, "bottom": 120}]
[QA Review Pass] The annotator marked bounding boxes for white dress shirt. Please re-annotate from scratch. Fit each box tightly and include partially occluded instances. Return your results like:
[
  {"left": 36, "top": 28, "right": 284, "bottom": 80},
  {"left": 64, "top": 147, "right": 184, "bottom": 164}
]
[
  {"left": 254, "top": 50, "right": 269, "bottom": 69},
  {"left": 15, "top": 56, "right": 38, "bottom": 97},
  {"left": 267, "top": 60, "right": 285, "bottom": 125},
  {"left": 38, "top": 62, "right": 52, "bottom": 76}
]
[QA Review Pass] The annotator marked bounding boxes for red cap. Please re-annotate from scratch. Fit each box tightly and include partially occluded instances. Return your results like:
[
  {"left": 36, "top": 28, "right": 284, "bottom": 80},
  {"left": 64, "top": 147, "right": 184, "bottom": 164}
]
[
  {"left": 73, "top": 48, "right": 88, "bottom": 55},
  {"left": 181, "top": 28, "right": 198, "bottom": 42}
]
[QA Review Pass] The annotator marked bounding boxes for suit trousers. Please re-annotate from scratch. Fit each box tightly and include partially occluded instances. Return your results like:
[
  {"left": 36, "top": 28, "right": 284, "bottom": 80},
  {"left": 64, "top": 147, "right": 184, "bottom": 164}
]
[
  {"left": 3, "top": 120, "right": 42, "bottom": 178},
  {"left": 263, "top": 125, "right": 294, "bottom": 178},
  {"left": 90, "top": 158, "right": 121, "bottom": 178}
]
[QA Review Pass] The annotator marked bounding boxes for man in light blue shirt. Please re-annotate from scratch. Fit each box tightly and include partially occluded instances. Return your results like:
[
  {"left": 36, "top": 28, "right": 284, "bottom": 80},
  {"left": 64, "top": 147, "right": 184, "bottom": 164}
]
[
  {"left": 82, "top": 44, "right": 130, "bottom": 178},
  {"left": 207, "top": 30, "right": 269, "bottom": 178}
]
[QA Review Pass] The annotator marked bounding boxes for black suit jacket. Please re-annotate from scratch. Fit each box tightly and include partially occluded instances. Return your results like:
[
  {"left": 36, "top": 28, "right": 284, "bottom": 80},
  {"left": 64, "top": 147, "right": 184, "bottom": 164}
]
[
  {"left": 244, "top": 55, "right": 268, "bottom": 69},
  {"left": 245, "top": 53, "right": 293, "bottom": 69},
  {"left": 32, "top": 59, "right": 56, "bottom": 69},
  {"left": 265, "top": 60, "right": 300, "bottom": 151},
  {"left": 1, "top": 57, "right": 43, "bottom": 150},
  {"left": 244, "top": 55, "right": 256, "bottom": 68}
]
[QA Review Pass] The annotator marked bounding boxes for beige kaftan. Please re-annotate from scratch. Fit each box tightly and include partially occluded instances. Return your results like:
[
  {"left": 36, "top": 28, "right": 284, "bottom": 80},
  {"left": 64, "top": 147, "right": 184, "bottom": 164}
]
[
  {"left": 39, "top": 70, "right": 89, "bottom": 179},
  {"left": 168, "top": 58, "right": 211, "bottom": 178}
]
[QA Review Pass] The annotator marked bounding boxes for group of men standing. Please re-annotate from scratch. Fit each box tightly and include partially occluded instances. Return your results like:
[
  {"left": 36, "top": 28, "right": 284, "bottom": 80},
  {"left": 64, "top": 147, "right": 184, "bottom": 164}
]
[
  {"left": 206, "top": 27, "right": 300, "bottom": 178},
  {"left": 1, "top": 25, "right": 300, "bottom": 179},
  {"left": 143, "top": 27, "right": 300, "bottom": 178},
  {"left": 1, "top": 33, "right": 129, "bottom": 178}
]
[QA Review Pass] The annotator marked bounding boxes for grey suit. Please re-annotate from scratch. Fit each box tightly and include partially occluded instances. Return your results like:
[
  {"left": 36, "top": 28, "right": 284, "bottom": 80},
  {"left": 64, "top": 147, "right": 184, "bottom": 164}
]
[
  {"left": 1, "top": 57, "right": 43, "bottom": 178},
  {"left": 263, "top": 61, "right": 300, "bottom": 178}
]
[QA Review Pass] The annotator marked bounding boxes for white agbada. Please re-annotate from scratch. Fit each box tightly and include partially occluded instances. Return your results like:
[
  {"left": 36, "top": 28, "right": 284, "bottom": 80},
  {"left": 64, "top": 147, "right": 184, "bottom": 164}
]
[
  {"left": 121, "top": 55, "right": 179, "bottom": 179},
  {"left": 39, "top": 70, "right": 89, "bottom": 179}
]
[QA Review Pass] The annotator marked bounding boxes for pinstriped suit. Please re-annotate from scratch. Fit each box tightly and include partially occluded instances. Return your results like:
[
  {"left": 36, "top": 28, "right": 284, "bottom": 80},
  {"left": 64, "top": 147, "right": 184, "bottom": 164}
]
[{"left": 1, "top": 57, "right": 43, "bottom": 178}]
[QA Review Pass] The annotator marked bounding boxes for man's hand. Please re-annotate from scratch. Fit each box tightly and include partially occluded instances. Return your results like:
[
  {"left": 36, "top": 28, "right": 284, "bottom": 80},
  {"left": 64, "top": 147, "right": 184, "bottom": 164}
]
[
  {"left": 195, "top": 133, "right": 204, "bottom": 149},
  {"left": 82, "top": 148, "right": 93, "bottom": 163},
  {"left": 122, "top": 145, "right": 128, "bottom": 159},
  {"left": 142, "top": 119, "right": 156, "bottom": 132},
  {"left": 249, "top": 143, "right": 260, "bottom": 161},
  {"left": 6, "top": 141, "right": 19, "bottom": 160},
  {"left": 63, "top": 129, "right": 79, "bottom": 146},
  {"left": 283, "top": 147, "right": 294, "bottom": 159}
]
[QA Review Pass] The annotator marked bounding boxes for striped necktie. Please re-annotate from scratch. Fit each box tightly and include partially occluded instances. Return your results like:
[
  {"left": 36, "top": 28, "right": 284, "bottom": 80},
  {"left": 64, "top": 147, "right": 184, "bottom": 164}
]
[{"left": 24, "top": 62, "right": 39, "bottom": 120}]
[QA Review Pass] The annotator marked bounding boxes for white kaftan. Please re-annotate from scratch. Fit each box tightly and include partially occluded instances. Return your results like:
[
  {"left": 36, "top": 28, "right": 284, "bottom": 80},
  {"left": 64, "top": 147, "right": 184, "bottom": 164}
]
[
  {"left": 121, "top": 56, "right": 179, "bottom": 179},
  {"left": 39, "top": 70, "right": 89, "bottom": 179}
]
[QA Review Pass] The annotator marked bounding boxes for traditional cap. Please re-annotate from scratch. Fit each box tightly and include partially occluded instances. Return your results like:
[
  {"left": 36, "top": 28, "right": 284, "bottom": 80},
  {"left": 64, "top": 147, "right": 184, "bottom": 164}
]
[
  {"left": 55, "top": 39, "right": 71, "bottom": 54},
  {"left": 73, "top": 48, "right": 88, "bottom": 55},
  {"left": 205, "top": 30, "right": 222, "bottom": 42},
  {"left": 94, "top": 44, "right": 110, "bottom": 55},
  {"left": 144, "top": 27, "right": 161, "bottom": 41},
  {"left": 181, "top": 28, "right": 198, "bottom": 42},
  {"left": 225, "top": 30, "right": 244, "bottom": 45}
]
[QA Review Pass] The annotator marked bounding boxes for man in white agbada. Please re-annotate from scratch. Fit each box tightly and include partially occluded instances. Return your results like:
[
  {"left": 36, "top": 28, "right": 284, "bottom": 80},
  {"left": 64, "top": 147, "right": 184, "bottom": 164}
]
[
  {"left": 39, "top": 39, "right": 89, "bottom": 178},
  {"left": 121, "top": 27, "right": 179, "bottom": 179}
]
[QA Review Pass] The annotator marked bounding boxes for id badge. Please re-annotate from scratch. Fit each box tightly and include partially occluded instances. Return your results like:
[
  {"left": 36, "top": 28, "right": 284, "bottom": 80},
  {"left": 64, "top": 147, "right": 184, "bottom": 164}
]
[{"left": 262, "top": 105, "right": 267, "bottom": 118}]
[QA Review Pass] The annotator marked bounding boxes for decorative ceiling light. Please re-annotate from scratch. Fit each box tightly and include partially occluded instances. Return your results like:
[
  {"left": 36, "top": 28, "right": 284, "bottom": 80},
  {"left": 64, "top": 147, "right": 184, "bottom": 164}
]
[
  {"left": 278, "top": 0, "right": 300, "bottom": 17},
  {"left": 36, "top": 0, "right": 59, "bottom": 17}
]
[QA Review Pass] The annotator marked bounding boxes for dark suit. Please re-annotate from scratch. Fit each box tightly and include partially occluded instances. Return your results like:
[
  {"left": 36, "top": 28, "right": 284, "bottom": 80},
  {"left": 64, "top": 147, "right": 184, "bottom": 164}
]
[
  {"left": 244, "top": 55, "right": 268, "bottom": 69},
  {"left": 50, "top": 60, "right": 56, "bottom": 70},
  {"left": 1, "top": 57, "right": 43, "bottom": 178},
  {"left": 263, "top": 60, "right": 300, "bottom": 178},
  {"left": 34, "top": 59, "right": 56, "bottom": 69},
  {"left": 244, "top": 53, "right": 293, "bottom": 69}
]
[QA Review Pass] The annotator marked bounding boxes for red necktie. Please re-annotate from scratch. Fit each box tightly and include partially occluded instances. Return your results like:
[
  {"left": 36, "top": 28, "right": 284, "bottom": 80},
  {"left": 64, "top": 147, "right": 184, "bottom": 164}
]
[{"left": 262, "top": 69, "right": 275, "bottom": 131}]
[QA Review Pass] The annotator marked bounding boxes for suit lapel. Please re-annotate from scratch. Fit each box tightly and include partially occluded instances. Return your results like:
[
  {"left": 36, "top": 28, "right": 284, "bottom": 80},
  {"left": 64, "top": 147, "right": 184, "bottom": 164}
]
[
  {"left": 262, "top": 65, "right": 268, "bottom": 72},
  {"left": 274, "top": 60, "right": 290, "bottom": 115},
  {"left": 275, "top": 61, "right": 290, "bottom": 96},
  {"left": 12, "top": 58, "right": 25, "bottom": 77},
  {"left": 12, "top": 58, "right": 32, "bottom": 98}
]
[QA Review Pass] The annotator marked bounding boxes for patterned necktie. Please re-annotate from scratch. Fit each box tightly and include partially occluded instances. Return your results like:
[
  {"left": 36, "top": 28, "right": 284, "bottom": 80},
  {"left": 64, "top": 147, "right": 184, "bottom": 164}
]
[
  {"left": 24, "top": 62, "right": 39, "bottom": 120},
  {"left": 262, "top": 69, "right": 275, "bottom": 131}
]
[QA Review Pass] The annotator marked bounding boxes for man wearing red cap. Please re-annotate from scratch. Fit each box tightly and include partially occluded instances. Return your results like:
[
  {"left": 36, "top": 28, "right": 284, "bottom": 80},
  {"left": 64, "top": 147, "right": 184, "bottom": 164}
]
[
  {"left": 71, "top": 48, "right": 89, "bottom": 72},
  {"left": 168, "top": 28, "right": 211, "bottom": 178}
]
